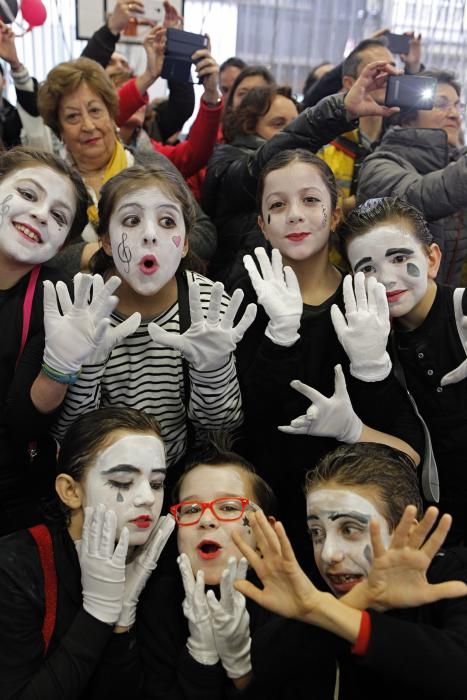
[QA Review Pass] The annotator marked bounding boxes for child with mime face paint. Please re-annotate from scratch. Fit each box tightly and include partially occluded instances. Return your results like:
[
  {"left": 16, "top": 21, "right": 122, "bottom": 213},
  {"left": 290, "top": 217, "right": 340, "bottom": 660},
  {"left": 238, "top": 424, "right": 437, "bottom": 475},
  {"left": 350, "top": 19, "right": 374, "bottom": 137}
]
[
  {"left": 0, "top": 406, "right": 174, "bottom": 700},
  {"left": 136, "top": 447, "right": 336, "bottom": 699},
  {"left": 233, "top": 442, "right": 467, "bottom": 700},
  {"left": 337, "top": 197, "right": 467, "bottom": 545},
  {"left": 52, "top": 163, "right": 256, "bottom": 479},
  {"left": 236, "top": 150, "right": 424, "bottom": 568}
]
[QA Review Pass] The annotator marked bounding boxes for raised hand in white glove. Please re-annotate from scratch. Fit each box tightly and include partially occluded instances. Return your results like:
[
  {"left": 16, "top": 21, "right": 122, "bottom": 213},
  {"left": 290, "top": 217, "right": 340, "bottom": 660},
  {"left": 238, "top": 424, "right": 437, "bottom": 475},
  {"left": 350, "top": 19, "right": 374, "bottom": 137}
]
[
  {"left": 117, "top": 515, "right": 175, "bottom": 628},
  {"left": 441, "top": 288, "right": 467, "bottom": 386},
  {"left": 148, "top": 282, "right": 256, "bottom": 371},
  {"left": 278, "top": 364, "right": 363, "bottom": 443},
  {"left": 331, "top": 272, "right": 391, "bottom": 382},
  {"left": 243, "top": 247, "right": 302, "bottom": 347},
  {"left": 178, "top": 553, "right": 218, "bottom": 665},
  {"left": 84, "top": 275, "right": 141, "bottom": 365},
  {"left": 43, "top": 273, "right": 127, "bottom": 374},
  {"left": 206, "top": 557, "right": 251, "bottom": 679},
  {"left": 79, "top": 504, "right": 128, "bottom": 625}
]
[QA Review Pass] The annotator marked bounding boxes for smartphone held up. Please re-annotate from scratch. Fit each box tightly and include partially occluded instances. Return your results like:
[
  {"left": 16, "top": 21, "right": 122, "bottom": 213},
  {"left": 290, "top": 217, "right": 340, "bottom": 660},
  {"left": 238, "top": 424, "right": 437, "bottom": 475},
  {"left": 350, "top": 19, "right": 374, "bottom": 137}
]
[
  {"left": 385, "top": 74, "right": 437, "bottom": 110},
  {"left": 161, "top": 28, "right": 208, "bottom": 82}
]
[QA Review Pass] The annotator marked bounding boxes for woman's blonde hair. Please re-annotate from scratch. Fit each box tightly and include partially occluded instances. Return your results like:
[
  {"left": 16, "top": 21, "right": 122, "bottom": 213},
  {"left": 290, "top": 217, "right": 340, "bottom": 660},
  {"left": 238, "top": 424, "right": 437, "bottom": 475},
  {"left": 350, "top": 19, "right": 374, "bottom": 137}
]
[{"left": 38, "top": 57, "right": 119, "bottom": 136}]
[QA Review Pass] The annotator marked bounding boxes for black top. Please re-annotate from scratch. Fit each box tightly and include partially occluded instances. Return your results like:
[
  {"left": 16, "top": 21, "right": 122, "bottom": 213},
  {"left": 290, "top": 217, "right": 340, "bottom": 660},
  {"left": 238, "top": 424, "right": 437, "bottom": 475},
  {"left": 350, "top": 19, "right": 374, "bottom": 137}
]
[
  {"left": 236, "top": 273, "right": 424, "bottom": 567},
  {"left": 0, "top": 266, "right": 66, "bottom": 535},
  {"left": 137, "top": 569, "right": 336, "bottom": 699},
  {"left": 260, "top": 547, "right": 467, "bottom": 700},
  {"left": 394, "top": 284, "right": 467, "bottom": 541},
  {"left": 0, "top": 525, "right": 141, "bottom": 700}
]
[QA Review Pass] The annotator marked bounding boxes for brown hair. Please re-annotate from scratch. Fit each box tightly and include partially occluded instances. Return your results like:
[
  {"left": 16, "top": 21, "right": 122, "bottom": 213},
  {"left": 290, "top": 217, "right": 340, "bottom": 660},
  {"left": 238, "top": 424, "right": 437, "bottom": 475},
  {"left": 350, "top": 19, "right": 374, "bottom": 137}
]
[
  {"left": 91, "top": 163, "right": 197, "bottom": 275},
  {"left": 257, "top": 148, "right": 338, "bottom": 216},
  {"left": 304, "top": 443, "right": 422, "bottom": 531},
  {"left": 38, "top": 57, "right": 119, "bottom": 136},
  {"left": 0, "top": 146, "right": 90, "bottom": 244},
  {"left": 223, "top": 84, "right": 296, "bottom": 144},
  {"left": 172, "top": 434, "right": 277, "bottom": 517},
  {"left": 57, "top": 406, "right": 163, "bottom": 522}
]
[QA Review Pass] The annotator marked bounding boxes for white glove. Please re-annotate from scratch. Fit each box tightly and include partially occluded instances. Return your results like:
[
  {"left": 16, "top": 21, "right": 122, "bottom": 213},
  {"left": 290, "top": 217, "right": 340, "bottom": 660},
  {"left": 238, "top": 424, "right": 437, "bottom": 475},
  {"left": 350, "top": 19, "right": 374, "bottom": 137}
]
[
  {"left": 441, "top": 287, "right": 467, "bottom": 386},
  {"left": 43, "top": 273, "right": 124, "bottom": 374},
  {"left": 331, "top": 273, "right": 391, "bottom": 382},
  {"left": 79, "top": 505, "right": 128, "bottom": 625},
  {"left": 243, "top": 247, "right": 302, "bottom": 347},
  {"left": 148, "top": 282, "right": 257, "bottom": 371},
  {"left": 84, "top": 275, "right": 141, "bottom": 365},
  {"left": 206, "top": 557, "right": 251, "bottom": 679},
  {"left": 178, "top": 553, "right": 218, "bottom": 665},
  {"left": 278, "top": 364, "right": 363, "bottom": 443},
  {"left": 117, "top": 515, "right": 175, "bottom": 628}
]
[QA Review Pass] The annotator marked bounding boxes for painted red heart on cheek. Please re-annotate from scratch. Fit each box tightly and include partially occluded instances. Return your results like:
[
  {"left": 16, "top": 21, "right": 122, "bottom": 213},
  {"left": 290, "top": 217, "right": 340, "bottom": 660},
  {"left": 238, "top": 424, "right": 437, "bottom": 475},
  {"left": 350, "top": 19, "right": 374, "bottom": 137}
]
[{"left": 172, "top": 235, "right": 182, "bottom": 248}]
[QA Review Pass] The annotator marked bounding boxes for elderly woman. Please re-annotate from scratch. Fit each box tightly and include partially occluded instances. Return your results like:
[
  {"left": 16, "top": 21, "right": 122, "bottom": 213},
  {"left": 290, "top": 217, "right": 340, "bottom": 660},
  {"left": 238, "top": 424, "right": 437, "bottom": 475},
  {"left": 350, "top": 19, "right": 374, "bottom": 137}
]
[
  {"left": 36, "top": 47, "right": 219, "bottom": 272},
  {"left": 357, "top": 69, "right": 467, "bottom": 286}
]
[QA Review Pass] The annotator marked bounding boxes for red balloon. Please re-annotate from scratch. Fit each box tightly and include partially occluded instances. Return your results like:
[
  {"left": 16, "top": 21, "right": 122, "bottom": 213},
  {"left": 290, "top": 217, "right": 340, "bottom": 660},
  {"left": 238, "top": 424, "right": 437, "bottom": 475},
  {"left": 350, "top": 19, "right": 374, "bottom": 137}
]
[{"left": 20, "top": 0, "right": 47, "bottom": 27}]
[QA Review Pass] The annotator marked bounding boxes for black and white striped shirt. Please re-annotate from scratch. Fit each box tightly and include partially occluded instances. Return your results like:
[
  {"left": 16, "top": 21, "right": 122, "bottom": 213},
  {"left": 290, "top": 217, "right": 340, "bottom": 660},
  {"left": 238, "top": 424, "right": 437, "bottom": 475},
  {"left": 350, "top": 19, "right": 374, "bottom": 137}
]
[{"left": 53, "top": 272, "right": 243, "bottom": 467}]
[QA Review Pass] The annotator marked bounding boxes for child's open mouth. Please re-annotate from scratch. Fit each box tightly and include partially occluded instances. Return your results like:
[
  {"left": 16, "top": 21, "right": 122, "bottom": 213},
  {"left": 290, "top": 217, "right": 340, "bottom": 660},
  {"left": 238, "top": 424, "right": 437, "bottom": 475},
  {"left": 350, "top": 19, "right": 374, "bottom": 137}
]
[
  {"left": 197, "top": 540, "right": 222, "bottom": 560},
  {"left": 138, "top": 255, "right": 159, "bottom": 275}
]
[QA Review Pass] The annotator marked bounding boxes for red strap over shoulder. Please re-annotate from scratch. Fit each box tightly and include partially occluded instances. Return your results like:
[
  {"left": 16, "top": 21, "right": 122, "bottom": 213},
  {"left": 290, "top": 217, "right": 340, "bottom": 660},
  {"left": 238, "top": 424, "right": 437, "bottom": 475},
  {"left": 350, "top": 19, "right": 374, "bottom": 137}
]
[
  {"left": 16, "top": 264, "right": 41, "bottom": 368},
  {"left": 28, "top": 524, "right": 57, "bottom": 654}
]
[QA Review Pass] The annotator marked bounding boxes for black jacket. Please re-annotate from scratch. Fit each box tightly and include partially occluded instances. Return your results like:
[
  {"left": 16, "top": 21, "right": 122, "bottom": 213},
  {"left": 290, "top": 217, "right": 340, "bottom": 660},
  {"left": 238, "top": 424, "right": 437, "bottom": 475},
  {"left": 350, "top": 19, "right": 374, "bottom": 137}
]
[{"left": 0, "top": 525, "right": 141, "bottom": 700}]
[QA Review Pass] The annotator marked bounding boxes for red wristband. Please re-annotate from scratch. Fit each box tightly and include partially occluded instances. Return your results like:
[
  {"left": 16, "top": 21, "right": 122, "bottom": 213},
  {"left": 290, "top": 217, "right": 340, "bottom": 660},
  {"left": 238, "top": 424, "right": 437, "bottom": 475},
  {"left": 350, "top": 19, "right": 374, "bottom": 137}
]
[{"left": 351, "top": 610, "right": 371, "bottom": 656}]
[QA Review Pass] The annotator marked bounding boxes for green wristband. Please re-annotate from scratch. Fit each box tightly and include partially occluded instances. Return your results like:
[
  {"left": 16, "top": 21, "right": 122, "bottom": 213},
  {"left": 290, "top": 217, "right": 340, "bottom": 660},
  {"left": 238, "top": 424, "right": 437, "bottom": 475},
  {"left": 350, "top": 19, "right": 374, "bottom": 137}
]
[{"left": 41, "top": 363, "right": 81, "bottom": 385}]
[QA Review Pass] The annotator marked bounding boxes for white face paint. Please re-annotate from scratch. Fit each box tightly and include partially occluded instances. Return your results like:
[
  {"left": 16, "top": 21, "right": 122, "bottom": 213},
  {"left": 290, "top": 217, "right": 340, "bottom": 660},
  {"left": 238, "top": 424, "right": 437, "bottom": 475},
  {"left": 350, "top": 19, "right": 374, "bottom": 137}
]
[
  {"left": 176, "top": 466, "right": 258, "bottom": 585},
  {"left": 306, "top": 487, "right": 391, "bottom": 597},
  {"left": 260, "top": 162, "right": 332, "bottom": 262},
  {"left": 0, "top": 166, "right": 76, "bottom": 265},
  {"left": 108, "top": 185, "right": 186, "bottom": 296},
  {"left": 346, "top": 224, "right": 429, "bottom": 318},
  {"left": 84, "top": 432, "right": 166, "bottom": 546}
]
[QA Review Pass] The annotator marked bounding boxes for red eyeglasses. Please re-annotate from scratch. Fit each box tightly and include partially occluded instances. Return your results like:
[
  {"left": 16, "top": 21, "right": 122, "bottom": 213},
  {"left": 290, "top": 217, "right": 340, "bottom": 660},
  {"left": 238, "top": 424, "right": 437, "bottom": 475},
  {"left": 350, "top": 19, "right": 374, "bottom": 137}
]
[{"left": 170, "top": 496, "right": 257, "bottom": 526}]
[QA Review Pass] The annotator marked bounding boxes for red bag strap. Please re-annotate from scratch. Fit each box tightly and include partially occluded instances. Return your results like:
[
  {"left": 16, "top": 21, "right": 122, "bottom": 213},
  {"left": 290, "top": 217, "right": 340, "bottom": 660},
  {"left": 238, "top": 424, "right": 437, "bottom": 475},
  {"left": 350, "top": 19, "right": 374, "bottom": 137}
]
[
  {"left": 16, "top": 264, "right": 41, "bottom": 368},
  {"left": 28, "top": 524, "right": 58, "bottom": 654}
]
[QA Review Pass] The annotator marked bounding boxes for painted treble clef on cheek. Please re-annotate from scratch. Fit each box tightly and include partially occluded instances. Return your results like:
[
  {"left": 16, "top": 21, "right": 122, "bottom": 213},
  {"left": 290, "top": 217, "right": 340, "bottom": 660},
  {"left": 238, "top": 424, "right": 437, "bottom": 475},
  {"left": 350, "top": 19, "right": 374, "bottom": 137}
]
[
  {"left": 117, "top": 231, "right": 132, "bottom": 274},
  {"left": 0, "top": 194, "right": 13, "bottom": 228}
]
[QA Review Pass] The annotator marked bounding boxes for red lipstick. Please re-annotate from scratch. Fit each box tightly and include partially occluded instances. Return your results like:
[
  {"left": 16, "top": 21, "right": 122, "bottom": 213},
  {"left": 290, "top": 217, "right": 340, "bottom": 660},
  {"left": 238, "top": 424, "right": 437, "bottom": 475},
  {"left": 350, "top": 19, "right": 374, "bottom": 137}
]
[
  {"left": 130, "top": 515, "right": 153, "bottom": 529},
  {"left": 286, "top": 232, "right": 310, "bottom": 242},
  {"left": 386, "top": 290, "right": 406, "bottom": 303}
]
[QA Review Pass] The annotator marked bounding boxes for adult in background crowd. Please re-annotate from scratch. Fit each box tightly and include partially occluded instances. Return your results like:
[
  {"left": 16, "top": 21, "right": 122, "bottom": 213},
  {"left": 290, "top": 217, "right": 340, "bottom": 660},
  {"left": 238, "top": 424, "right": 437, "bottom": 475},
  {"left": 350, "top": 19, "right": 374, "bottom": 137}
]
[
  {"left": 203, "top": 85, "right": 298, "bottom": 285},
  {"left": 83, "top": 0, "right": 195, "bottom": 146},
  {"left": 37, "top": 49, "right": 219, "bottom": 274},
  {"left": 219, "top": 56, "right": 247, "bottom": 100},
  {"left": 315, "top": 34, "right": 422, "bottom": 211},
  {"left": 357, "top": 69, "right": 467, "bottom": 286}
]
